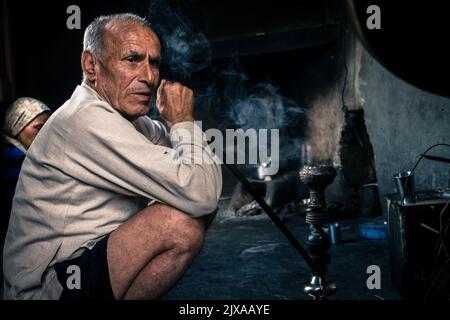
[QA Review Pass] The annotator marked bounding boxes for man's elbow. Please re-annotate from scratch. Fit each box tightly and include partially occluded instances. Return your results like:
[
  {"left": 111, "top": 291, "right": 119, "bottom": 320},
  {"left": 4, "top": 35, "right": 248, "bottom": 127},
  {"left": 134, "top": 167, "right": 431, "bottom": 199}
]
[
  {"left": 200, "top": 193, "right": 220, "bottom": 216},
  {"left": 190, "top": 175, "right": 221, "bottom": 217},
  {"left": 190, "top": 186, "right": 220, "bottom": 217},
  {"left": 176, "top": 164, "right": 222, "bottom": 217}
]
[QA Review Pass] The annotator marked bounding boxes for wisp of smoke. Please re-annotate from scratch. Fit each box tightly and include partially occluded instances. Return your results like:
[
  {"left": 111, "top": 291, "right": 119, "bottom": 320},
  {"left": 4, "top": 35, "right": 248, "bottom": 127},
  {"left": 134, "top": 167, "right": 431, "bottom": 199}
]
[
  {"left": 148, "top": 0, "right": 211, "bottom": 80},
  {"left": 148, "top": 1, "right": 306, "bottom": 167}
]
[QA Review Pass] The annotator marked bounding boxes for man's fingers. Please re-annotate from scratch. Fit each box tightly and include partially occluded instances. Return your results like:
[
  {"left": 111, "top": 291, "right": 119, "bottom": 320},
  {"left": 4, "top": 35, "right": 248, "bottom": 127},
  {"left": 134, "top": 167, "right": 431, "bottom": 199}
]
[
  {"left": 157, "top": 79, "right": 166, "bottom": 98},
  {"left": 155, "top": 80, "right": 195, "bottom": 126},
  {"left": 156, "top": 80, "right": 166, "bottom": 110}
]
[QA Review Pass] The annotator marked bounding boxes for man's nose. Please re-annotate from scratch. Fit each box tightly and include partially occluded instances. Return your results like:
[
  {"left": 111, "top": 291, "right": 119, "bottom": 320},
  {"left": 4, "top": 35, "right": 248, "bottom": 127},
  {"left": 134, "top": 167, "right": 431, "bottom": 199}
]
[{"left": 140, "top": 61, "right": 157, "bottom": 86}]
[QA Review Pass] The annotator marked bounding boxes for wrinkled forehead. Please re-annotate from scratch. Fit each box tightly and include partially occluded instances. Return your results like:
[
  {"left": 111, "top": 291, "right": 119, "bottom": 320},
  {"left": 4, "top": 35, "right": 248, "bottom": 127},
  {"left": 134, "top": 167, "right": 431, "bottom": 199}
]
[{"left": 103, "top": 20, "right": 161, "bottom": 53}]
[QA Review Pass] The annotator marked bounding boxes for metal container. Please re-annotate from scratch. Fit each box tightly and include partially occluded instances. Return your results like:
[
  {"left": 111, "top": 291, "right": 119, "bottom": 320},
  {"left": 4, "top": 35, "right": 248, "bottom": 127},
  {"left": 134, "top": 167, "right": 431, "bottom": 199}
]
[
  {"left": 329, "top": 223, "right": 341, "bottom": 245},
  {"left": 394, "top": 171, "right": 416, "bottom": 204}
]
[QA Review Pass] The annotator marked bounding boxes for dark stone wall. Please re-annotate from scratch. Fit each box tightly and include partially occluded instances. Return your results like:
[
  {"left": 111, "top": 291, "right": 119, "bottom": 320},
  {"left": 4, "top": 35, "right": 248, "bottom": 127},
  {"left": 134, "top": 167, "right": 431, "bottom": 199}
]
[
  {"left": 360, "top": 49, "right": 450, "bottom": 213},
  {"left": 305, "top": 26, "right": 450, "bottom": 217}
]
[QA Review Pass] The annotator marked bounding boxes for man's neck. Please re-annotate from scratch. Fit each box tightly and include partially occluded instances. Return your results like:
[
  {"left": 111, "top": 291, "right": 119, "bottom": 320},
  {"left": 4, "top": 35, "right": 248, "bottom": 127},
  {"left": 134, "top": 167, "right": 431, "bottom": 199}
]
[{"left": 80, "top": 81, "right": 141, "bottom": 122}]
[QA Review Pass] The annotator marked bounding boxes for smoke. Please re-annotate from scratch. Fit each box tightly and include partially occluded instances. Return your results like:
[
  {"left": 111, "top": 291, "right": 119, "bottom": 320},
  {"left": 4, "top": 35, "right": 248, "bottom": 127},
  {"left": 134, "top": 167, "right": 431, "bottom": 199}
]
[
  {"left": 148, "top": 1, "right": 307, "bottom": 171},
  {"left": 148, "top": 0, "right": 211, "bottom": 80},
  {"left": 306, "top": 87, "right": 344, "bottom": 166},
  {"left": 216, "top": 60, "right": 306, "bottom": 168},
  {"left": 229, "top": 83, "right": 304, "bottom": 130}
]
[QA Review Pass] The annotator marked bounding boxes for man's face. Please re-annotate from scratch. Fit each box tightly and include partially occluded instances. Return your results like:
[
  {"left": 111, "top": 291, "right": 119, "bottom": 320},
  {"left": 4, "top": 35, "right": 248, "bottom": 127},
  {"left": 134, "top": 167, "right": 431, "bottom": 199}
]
[{"left": 94, "top": 21, "right": 161, "bottom": 120}]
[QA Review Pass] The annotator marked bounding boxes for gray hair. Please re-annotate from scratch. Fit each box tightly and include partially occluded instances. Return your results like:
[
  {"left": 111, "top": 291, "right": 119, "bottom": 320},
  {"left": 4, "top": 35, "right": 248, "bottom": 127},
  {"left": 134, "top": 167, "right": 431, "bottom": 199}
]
[{"left": 82, "top": 13, "right": 153, "bottom": 81}]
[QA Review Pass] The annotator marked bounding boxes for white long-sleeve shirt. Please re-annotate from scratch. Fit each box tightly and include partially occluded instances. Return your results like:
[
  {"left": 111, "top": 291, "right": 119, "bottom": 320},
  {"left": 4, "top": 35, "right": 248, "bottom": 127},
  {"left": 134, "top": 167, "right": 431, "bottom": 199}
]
[{"left": 3, "top": 83, "right": 222, "bottom": 300}]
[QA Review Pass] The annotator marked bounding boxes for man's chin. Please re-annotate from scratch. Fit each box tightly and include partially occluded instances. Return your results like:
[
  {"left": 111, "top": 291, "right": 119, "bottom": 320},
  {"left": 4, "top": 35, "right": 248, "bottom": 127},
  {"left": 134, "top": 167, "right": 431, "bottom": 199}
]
[{"left": 121, "top": 105, "right": 150, "bottom": 121}]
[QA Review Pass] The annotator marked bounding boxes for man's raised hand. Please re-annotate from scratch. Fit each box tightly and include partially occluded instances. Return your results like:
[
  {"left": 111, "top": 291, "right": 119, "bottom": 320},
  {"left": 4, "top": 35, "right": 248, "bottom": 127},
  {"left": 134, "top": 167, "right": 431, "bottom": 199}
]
[{"left": 156, "top": 80, "right": 194, "bottom": 128}]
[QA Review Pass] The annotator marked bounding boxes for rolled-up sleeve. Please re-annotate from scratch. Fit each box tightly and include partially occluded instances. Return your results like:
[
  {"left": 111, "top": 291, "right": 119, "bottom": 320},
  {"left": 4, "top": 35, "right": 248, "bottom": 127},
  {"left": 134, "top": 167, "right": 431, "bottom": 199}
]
[{"left": 63, "top": 102, "right": 222, "bottom": 217}]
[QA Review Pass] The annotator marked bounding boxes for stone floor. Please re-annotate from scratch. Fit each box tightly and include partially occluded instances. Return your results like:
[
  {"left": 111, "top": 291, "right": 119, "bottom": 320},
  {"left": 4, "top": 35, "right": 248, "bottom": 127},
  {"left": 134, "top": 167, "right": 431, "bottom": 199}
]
[
  {"left": 163, "top": 198, "right": 401, "bottom": 300},
  {"left": 0, "top": 171, "right": 402, "bottom": 301}
]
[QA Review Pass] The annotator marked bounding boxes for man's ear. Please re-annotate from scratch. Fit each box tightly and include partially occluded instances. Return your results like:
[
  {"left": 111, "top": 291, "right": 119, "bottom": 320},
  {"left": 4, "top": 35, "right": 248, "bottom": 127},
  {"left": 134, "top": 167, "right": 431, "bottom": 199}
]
[{"left": 81, "top": 51, "right": 97, "bottom": 82}]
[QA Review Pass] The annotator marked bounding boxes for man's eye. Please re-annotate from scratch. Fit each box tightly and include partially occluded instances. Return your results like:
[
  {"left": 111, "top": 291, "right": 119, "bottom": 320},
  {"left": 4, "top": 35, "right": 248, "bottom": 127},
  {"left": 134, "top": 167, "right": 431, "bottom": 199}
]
[{"left": 126, "top": 56, "right": 137, "bottom": 63}]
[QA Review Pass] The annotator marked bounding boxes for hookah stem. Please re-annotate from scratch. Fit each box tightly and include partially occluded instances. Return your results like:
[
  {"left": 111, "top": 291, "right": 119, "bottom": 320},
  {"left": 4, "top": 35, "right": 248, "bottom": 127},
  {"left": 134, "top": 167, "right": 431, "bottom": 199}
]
[{"left": 225, "top": 163, "right": 316, "bottom": 273}]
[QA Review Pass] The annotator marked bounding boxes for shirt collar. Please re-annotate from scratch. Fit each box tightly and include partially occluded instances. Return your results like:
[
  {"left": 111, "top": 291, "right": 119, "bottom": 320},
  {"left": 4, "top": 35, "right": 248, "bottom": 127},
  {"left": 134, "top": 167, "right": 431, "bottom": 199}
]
[{"left": 80, "top": 82, "right": 106, "bottom": 102}]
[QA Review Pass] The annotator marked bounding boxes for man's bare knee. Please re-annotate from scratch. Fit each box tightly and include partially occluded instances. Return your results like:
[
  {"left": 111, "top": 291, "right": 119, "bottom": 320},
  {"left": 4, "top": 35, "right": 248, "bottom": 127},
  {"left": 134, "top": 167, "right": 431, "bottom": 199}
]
[
  {"left": 107, "top": 203, "right": 206, "bottom": 299},
  {"left": 149, "top": 203, "right": 205, "bottom": 255}
]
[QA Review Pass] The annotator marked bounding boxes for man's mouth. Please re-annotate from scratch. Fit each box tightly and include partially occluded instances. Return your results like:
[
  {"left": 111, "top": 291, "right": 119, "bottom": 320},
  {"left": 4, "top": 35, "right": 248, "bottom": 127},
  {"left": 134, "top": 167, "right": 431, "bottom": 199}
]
[
  {"left": 131, "top": 91, "right": 152, "bottom": 102},
  {"left": 132, "top": 91, "right": 152, "bottom": 97}
]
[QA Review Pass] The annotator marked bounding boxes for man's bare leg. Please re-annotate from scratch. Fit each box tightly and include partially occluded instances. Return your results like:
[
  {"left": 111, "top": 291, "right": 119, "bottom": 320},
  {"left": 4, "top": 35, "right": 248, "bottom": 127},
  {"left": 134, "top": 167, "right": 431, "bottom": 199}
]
[{"left": 107, "top": 203, "right": 206, "bottom": 300}]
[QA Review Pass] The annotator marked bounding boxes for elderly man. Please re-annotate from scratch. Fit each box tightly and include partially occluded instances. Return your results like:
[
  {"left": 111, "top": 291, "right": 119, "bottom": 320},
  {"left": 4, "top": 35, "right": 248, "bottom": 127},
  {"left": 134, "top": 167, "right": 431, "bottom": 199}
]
[{"left": 3, "top": 13, "right": 222, "bottom": 300}]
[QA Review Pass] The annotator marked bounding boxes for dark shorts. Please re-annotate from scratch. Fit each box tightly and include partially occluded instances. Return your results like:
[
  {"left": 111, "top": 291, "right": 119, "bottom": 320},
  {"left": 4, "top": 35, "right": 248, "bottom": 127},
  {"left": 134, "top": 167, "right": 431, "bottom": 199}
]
[{"left": 54, "top": 234, "right": 116, "bottom": 300}]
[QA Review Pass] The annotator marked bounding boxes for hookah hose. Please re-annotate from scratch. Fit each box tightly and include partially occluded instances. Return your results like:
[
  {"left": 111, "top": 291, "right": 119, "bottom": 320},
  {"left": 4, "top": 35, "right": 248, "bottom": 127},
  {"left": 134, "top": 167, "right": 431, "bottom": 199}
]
[{"left": 224, "top": 163, "right": 317, "bottom": 274}]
